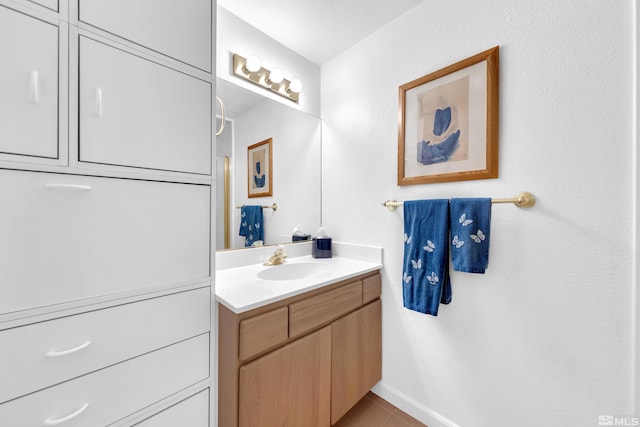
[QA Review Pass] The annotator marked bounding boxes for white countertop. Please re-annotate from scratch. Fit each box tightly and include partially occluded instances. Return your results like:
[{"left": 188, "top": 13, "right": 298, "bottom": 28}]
[{"left": 215, "top": 243, "right": 383, "bottom": 314}]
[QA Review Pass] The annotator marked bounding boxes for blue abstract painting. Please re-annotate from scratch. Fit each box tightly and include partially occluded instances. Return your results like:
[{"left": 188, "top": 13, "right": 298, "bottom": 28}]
[{"left": 416, "top": 77, "right": 469, "bottom": 166}]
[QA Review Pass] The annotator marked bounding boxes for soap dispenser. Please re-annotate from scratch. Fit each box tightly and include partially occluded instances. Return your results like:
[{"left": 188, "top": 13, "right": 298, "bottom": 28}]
[{"left": 312, "top": 227, "right": 332, "bottom": 258}]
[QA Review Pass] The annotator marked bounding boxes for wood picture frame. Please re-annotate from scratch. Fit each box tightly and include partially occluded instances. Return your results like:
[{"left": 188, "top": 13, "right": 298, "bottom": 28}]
[
  {"left": 398, "top": 46, "right": 499, "bottom": 185},
  {"left": 247, "top": 138, "right": 273, "bottom": 198}
]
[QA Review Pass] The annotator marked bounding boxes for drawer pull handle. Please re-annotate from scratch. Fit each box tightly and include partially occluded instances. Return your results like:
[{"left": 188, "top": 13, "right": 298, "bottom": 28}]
[
  {"left": 30, "top": 70, "right": 40, "bottom": 104},
  {"left": 45, "top": 340, "right": 92, "bottom": 357},
  {"left": 43, "top": 403, "right": 89, "bottom": 426},
  {"left": 45, "top": 184, "right": 92, "bottom": 191},
  {"left": 96, "top": 88, "right": 103, "bottom": 117}
]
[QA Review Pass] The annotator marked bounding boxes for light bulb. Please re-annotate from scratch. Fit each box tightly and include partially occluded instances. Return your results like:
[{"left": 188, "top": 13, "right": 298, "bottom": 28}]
[
  {"left": 245, "top": 55, "right": 261, "bottom": 73},
  {"left": 288, "top": 78, "right": 302, "bottom": 93},
  {"left": 268, "top": 68, "right": 284, "bottom": 85}
]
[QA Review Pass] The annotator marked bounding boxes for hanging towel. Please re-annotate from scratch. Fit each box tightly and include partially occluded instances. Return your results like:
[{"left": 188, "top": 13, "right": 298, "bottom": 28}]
[
  {"left": 239, "top": 205, "right": 264, "bottom": 247},
  {"left": 449, "top": 198, "right": 492, "bottom": 273},
  {"left": 402, "top": 199, "right": 451, "bottom": 316}
]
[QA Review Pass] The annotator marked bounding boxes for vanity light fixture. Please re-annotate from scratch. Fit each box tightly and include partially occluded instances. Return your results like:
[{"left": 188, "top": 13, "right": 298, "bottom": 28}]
[
  {"left": 244, "top": 55, "right": 262, "bottom": 73},
  {"left": 233, "top": 53, "right": 301, "bottom": 103},
  {"left": 288, "top": 78, "right": 303, "bottom": 94},
  {"left": 267, "top": 68, "right": 284, "bottom": 85}
]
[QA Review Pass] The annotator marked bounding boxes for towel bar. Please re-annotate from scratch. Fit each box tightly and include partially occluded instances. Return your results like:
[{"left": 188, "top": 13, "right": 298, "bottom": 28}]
[
  {"left": 236, "top": 203, "right": 278, "bottom": 211},
  {"left": 382, "top": 192, "right": 535, "bottom": 211}
]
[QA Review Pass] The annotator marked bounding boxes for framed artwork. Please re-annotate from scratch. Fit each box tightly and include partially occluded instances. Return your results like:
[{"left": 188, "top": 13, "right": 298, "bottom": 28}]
[
  {"left": 247, "top": 138, "right": 273, "bottom": 197},
  {"left": 398, "top": 46, "right": 499, "bottom": 185}
]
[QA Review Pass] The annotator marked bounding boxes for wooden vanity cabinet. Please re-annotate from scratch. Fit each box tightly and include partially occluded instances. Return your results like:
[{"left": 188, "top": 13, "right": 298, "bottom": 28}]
[
  {"left": 218, "top": 271, "right": 382, "bottom": 427},
  {"left": 239, "top": 326, "right": 332, "bottom": 427},
  {"left": 331, "top": 299, "right": 382, "bottom": 424}
]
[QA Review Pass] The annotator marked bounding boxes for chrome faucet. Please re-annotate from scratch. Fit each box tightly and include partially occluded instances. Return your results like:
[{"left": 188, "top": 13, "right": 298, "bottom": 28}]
[{"left": 264, "top": 245, "right": 287, "bottom": 266}]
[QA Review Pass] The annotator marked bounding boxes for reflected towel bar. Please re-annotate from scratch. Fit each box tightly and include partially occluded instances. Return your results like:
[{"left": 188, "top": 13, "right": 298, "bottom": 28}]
[
  {"left": 382, "top": 192, "right": 535, "bottom": 211},
  {"left": 236, "top": 203, "right": 278, "bottom": 211}
]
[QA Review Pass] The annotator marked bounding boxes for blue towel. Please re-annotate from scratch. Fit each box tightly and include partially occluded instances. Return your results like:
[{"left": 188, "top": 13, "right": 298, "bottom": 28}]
[
  {"left": 239, "top": 205, "right": 264, "bottom": 247},
  {"left": 402, "top": 199, "right": 451, "bottom": 316},
  {"left": 449, "top": 198, "right": 492, "bottom": 273}
]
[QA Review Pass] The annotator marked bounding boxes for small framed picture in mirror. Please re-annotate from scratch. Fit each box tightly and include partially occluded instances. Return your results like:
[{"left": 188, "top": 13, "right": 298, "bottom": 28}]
[{"left": 248, "top": 138, "right": 273, "bottom": 197}]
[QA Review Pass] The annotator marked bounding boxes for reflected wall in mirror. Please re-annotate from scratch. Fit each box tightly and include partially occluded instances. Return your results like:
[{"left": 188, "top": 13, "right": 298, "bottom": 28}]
[{"left": 215, "top": 78, "right": 321, "bottom": 250}]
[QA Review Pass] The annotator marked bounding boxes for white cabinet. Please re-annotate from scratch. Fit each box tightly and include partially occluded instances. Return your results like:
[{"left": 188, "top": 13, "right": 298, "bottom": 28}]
[
  {"left": 0, "top": 0, "right": 215, "bottom": 425},
  {"left": 0, "top": 169, "right": 210, "bottom": 314},
  {"left": 0, "top": 333, "right": 210, "bottom": 427},
  {"left": 78, "top": 0, "right": 212, "bottom": 72},
  {"left": 0, "top": 287, "right": 210, "bottom": 403},
  {"left": 79, "top": 36, "right": 212, "bottom": 175},
  {"left": 0, "top": 5, "right": 58, "bottom": 159}
]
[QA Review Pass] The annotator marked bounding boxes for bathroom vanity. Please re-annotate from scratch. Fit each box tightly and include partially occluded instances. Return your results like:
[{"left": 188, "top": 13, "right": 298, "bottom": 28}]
[{"left": 216, "top": 245, "right": 383, "bottom": 426}]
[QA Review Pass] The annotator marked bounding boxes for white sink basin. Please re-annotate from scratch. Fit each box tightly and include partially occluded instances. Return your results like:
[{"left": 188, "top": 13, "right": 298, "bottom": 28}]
[{"left": 258, "top": 262, "right": 332, "bottom": 281}]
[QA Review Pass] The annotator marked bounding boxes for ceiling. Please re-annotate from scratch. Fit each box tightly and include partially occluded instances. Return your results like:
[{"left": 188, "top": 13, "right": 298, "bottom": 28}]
[{"left": 217, "top": 0, "right": 424, "bottom": 65}]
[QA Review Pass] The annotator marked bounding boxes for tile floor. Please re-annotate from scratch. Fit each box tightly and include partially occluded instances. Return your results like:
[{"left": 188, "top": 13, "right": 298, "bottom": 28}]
[{"left": 333, "top": 392, "right": 427, "bottom": 427}]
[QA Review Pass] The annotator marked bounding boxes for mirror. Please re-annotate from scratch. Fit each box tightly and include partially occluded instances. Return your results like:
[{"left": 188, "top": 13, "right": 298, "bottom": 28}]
[{"left": 215, "top": 78, "right": 322, "bottom": 250}]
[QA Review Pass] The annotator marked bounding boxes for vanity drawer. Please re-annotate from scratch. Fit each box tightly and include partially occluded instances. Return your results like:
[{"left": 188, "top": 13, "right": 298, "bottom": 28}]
[
  {"left": 0, "top": 333, "right": 209, "bottom": 427},
  {"left": 362, "top": 274, "right": 382, "bottom": 304},
  {"left": 289, "top": 281, "right": 362, "bottom": 338},
  {"left": 78, "top": 0, "right": 211, "bottom": 72},
  {"left": 134, "top": 389, "right": 210, "bottom": 426},
  {"left": 0, "top": 170, "right": 210, "bottom": 315},
  {"left": 239, "top": 306, "right": 288, "bottom": 361},
  {"left": 79, "top": 36, "right": 211, "bottom": 174},
  {"left": 0, "top": 287, "right": 210, "bottom": 404}
]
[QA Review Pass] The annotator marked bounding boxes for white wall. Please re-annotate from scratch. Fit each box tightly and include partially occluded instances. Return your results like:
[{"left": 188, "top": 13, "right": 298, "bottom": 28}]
[
  {"left": 217, "top": 6, "right": 321, "bottom": 117},
  {"left": 321, "top": 1, "right": 636, "bottom": 426}
]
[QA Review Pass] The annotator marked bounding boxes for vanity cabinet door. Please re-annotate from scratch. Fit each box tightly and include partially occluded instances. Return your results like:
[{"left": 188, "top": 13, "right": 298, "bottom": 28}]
[
  {"left": 239, "top": 325, "right": 331, "bottom": 427},
  {"left": 79, "top": 36, "right": 211, "bottom": 175},
  {"left": 0, "top": 5, "right": 58, "bottom": 159},
  {"left": 330, "top": 300, "right": 382, "bottom": 424}
]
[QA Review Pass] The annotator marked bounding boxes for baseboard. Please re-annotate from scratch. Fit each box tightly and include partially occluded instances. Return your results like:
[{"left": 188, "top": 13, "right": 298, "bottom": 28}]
[{"left": 371, "top": 382, "right": 461, "bottom": 427}]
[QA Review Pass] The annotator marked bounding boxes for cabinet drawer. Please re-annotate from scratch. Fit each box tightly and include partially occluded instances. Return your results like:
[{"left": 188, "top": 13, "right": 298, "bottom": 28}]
[
  {"left": 0, "top": 170, "right": 210, "bottom": 314},
  {"left": 289, "top": 281, "right": 362, "bottom": 338},
  {"left": 79, "top": 36, "right": 211, "bottom": 174},
  {"left": 0, "top": 5, "right": 58, "bottom": 159},
  {"left": 0, "top": 287, "right": 210, "bottom": 404},
  {"left": 362, "top": 273, "right": 382, "bottom": 304},
  {"left": 239, "top": 306, "right": 288, "bottom": 361},
  {"left": 79, "top": 0, "right": 211, "bottom": 72},
  {"left": 0, "top": 333, "right": 209, "bottom": 427},
  {"left": 134, "top": 389, "right": 209, "bottom": 427}
]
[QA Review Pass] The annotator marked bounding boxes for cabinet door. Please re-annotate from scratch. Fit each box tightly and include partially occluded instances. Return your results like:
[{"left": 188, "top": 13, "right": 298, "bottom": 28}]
[
  {"left": 79, "top": 36, "right": 211, "bottom": 175},
  {"left": 79, "top": 0, "right": 211, "bottom": 72},
  {"left": 0, "top": 170, "right": 210, "bottom": 315},
  {"left": 0, "top": 5, "right": 58, "bottom": 159},
  {"left": 331, "top": 300, "right": 382, "bottom": 424},
  {"left": 239, "top": 326, "right": 331, "bottom": 427}
]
